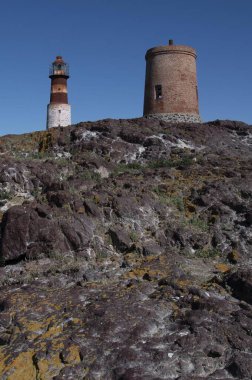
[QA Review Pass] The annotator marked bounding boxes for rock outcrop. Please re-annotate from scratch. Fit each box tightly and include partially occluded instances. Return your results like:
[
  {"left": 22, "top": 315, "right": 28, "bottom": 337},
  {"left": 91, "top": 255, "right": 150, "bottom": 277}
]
[{"left": 0, "top": 118, "right": 251, "bottom": 379}]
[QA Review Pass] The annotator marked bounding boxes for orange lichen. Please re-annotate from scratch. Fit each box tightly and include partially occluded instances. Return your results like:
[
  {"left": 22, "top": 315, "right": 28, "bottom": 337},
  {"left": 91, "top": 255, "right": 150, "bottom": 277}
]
[
  {"left": 214, "top": 263, "right": 231, "bottom": 273},
  {"left": 124, "top": 268, "right": 165, "bottom": 280},
  {"left": 174, "top": 279, "right": 191, "bottom": 289}
]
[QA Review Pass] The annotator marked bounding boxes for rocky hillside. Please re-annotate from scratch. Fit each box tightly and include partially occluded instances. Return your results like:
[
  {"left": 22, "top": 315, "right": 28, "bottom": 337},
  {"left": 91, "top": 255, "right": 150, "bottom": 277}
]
[{"left": 0, "top": 118, "right": 251, "bottom": 379}]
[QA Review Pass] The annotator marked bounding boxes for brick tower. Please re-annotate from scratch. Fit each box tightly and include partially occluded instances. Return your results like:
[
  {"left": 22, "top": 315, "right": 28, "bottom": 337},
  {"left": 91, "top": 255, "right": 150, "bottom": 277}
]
[
  {"left": 46, "top": 56, "right": 71, "bottom": 129},
  {"left": 143, "top": 40, "right": 201, "bottom": 123}
]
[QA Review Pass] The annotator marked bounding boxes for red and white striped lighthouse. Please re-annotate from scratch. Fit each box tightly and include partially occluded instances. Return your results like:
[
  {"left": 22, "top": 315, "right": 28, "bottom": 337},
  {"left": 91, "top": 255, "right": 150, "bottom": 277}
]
[{"left": 46, "top": 56, "right": 71, "bottom": 129}]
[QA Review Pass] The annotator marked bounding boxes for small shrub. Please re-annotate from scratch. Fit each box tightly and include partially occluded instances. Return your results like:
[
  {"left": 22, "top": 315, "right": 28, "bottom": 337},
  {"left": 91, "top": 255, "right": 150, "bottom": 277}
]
[
  {"left": 153, "top": 186, "right": 162, "bottom": 195},
  {"left": 79, "top": 169, "right": 101, "bottom": 182},
  {"left": 127, "top": 162, "right": 143, "bottom": 170},
  {"left": 46, "top": 251, "right": 83, "bottom": 274},
  {"left": 96, "top": 250, "right": 108, "bottom": 259},
  {"left": 179, "top": 156, "right": 194, "bottom": 168},
  {"left": 30, "top": 151, "right": 49, "bottom": 159},
  {"left": 148, "top": 159, "right": 174, "bottom": 169},
  {"left": 113, "top": 162, "right": 144, "bottom": 176},
  {"left": 31, "top": 188, "right": 41, "bottom": 199},
  {"left": 152, "top": 190, "right": 185, "bottom": 211},
  {"left": 195, "top": 248, "right": 220, "bottom": 258},
  {"left": 170, "top": 196, "right": 185, "bottom": 212},
  {"left": 62, "top": 203, "right": 73, "bottom": 213},
  {"left": 129, "top": 231, "right": 138, "bottom": 242},
  {"left": 148, "top": 156, "right": 194, "bottom": 169},
  {"left": 38, "top": 132, "right": 53, "bottom": 153},
  {"left": 55, "top": 157, "right": 72, "bottom": 165},
  {"left": 93, "top": 194, "right": 100, "bottom": 204},
  {"left": 0, "top": 190, "right": 11, "bottom": 200},
  {"left": 153, "top": 190, "right": 170, "bottom": 206},
  {"left": 188, "top": 216, "right": 209, "bottom": 232}
]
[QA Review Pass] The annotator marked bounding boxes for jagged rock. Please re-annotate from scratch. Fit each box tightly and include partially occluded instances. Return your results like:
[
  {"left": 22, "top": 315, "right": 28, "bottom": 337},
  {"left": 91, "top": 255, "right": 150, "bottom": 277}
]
[
  {"left": 83, "top": 199, "right": 101, "bottom": 217},
  {"left": 225, "top": 268, "right": 252, "bottom": 304},
  {"left": 59, "top": 216, "right": 94, "bottom": 252},
  {"left": 46, "top": 190, "right": 73, "bottom": 208},
  {"left": 142, "top": 239, "right": 163, "bottom": 256},
  {"left": 245, "top": 209, "right": 252, "bottom": 226},
  {"left": 0, "top": 204, "right": 94, "bottom": 262},
  {"left": 0, "top": 118, "right": 251, "bottom": 379},
  {"left": 227, "top": 352, "right": 252, "bottom": 378},
  {"left": 165, "top": 224, "right": 209, "bottom": 251},
  {"left": 108, "top": 227, "right": 133, "bottom": 253},
  {"left": 0, "top": 205, "right": 56, "bottom": 261},
  {"left": 35, "top": 204, "right": 52, "bottom": 219},
  {"left": 112, "top": 195, "right": 140, "bottom": 218}
]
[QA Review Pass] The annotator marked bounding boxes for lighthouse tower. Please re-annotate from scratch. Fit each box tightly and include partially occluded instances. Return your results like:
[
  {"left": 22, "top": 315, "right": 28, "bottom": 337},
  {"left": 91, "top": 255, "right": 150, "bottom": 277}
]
[
  {"left": 143, "top": 40, "right": 201, "bottom": 123},
  {"left": 46, "top": 56, "right": 71, "bottom": 129}
]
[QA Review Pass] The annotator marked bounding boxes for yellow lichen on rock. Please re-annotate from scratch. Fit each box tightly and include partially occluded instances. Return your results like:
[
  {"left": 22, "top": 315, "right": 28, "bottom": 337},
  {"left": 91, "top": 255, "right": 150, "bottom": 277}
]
[
  {"left": 0, "top": 351, "right": 36, "bottom": 380},
  {"left": 35, "top": 352, "right": 64, "bottom": 380},
  {"left": 228, "top": 249, "right": 240, "bottom": 263},
  {"left": 42, "top": 324, "right": 63, "bottom": 340},
  {"left": 174, "top": 279, "right": 191, "bottom": 290},
  {"left": 21, "top": 320, "right": 45, "bottom": 341},
  {"left": 124, "top": 267, "right": 165, "bottom": 280},
  {"left": 62, "top": 345, "right": 81, "bottom": 364}
]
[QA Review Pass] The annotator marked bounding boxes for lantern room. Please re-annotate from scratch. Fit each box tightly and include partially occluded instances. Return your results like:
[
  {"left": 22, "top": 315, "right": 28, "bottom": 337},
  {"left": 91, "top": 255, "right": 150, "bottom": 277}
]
[{"left": 49, "top": 56, "right": 69, "bottom": 78}]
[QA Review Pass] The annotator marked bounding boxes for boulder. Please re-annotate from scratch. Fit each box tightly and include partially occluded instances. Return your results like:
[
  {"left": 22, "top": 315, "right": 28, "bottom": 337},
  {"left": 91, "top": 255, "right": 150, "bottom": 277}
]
[
  {"left": 0, "top": 204, "right": 94, "bottom": 262},
  {"left": 227, "top": 352, "right": 252, "bottom": 378},
  {"left": 108, "top": 227, "right": 132, "bottom": 253},
  {"left": 225, "top": 268, "right": 252, "bottom": 305}
]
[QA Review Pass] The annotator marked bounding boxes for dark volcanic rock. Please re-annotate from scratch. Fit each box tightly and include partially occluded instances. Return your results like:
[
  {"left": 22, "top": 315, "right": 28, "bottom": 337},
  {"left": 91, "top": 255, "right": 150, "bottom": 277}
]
[
  {"left": 46, "top": 190, "right": 73, "bottom": 208},
  {"left": 109, "top": 227, "right": 133, "bottom": 253},
  {"left": 227, "top": 352, "right": 252, "bottom": 379},
  {"left": 0, "top": 203, "right": 94, "bottom": 262},
  {"left": 0, "top": 118, "right": 251, "bottom": 379},
  {"left": 225, "top": 268, "right": 252, "bottom": 304},
  {"left": 1, "top": 204, "right": 57, "bottom": 261}
]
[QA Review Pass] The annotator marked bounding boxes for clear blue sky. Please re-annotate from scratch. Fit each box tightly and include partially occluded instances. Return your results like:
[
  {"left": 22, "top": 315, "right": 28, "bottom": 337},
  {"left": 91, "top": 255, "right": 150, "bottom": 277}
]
[{"left": 1, "top": 0, "right": 252, "bottom": 135}]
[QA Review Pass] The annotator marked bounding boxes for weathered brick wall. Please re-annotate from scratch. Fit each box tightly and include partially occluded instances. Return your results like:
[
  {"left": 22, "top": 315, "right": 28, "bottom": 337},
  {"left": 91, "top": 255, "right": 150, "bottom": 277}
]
[
  {"left": 46, "top": 104, "right": 71, "bottom": 129},
  {"left": 143, "top": 45, "right": 200, "bottom": 118}
]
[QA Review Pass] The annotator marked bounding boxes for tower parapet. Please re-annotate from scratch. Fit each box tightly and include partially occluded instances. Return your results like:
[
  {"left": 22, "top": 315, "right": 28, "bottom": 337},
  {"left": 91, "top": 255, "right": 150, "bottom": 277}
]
[
  {"left": 46, "top": 56, "right": 71, "bottom": 129},
  {"left": 143, "top": 40, "right": 201, "bottom": 123}
]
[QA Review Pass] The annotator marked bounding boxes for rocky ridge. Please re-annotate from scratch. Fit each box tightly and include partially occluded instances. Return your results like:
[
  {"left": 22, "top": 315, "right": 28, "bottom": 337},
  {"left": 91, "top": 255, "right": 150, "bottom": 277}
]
[{"left": 0, "top": 118, "right": 251, "bottom": 379}]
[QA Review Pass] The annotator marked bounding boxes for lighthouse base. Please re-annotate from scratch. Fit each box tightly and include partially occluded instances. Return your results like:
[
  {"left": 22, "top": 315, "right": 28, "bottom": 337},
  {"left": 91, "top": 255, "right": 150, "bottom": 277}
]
[
  {"left": 145, "top": 113, "right": 202, "bottom": 124},
  {"left": 46, "top": 104, "right": 71, "bottom": 129}
]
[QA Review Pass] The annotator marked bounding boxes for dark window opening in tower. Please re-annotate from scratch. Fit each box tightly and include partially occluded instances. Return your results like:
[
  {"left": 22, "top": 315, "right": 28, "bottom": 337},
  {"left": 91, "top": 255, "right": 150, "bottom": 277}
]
[
  {"left": 155, "top": 85, "right": 162, "bottom": 99},
  {"left": 58, "top": 65, "right": 62, "bottom": 69},
  {"left": 59, "top": 110, "right": 61, "bottom": 113}
]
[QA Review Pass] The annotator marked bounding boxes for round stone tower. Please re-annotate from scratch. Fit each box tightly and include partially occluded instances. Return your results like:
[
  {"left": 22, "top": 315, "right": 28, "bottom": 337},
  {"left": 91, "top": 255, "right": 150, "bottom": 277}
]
[
  {"left": 46, "top": 56, "right": 71, "bottom": 129},
  {"left": 143, "top": 40, "right": 201, "bottom": 123}
]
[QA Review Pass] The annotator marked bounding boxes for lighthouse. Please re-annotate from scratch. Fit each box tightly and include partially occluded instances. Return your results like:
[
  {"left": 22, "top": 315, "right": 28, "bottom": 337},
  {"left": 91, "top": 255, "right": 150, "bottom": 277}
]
[
  {"left": 143, "top": 40, "right": 201, "bottom": 123},
  {"left": 46, "top": 56, "right": 71, "bottom": 129}
]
